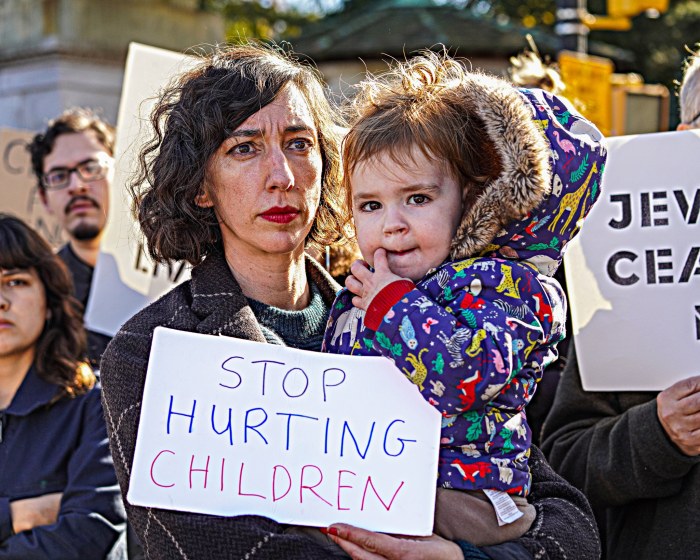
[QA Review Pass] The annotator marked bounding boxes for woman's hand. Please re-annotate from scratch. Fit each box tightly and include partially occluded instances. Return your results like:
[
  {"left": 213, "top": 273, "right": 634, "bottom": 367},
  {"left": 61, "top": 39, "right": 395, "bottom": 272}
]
[
  {"left": 10, "top": 493, "right": 62, "bottom": 534},
  {"left": 345, "top": 249, "right": 403, "bottom": 311},
  {"left": 325, "top": 523, "right": 464, "bottom": 560}
]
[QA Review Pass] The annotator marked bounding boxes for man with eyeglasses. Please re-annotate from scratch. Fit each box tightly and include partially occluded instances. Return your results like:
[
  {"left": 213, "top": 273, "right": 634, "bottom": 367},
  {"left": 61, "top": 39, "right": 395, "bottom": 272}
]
[
  {"left": 542, "top": 48, "right": 700, "bottom": 560},
  {"left": 28, "top": 107, "right": 147, "bottom": 560},
  {"left": 28, "top": 108, "right": 115, "bottom": 369}
]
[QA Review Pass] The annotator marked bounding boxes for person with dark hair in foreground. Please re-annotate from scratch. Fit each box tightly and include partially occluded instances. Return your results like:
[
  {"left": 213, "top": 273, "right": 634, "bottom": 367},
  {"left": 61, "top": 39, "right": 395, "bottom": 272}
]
[
  {"left": 100, "top": 42, "right": 600, "bottom": 560},
  {"left": 0, "top": 213, "right": 126, "bottom": 559}
]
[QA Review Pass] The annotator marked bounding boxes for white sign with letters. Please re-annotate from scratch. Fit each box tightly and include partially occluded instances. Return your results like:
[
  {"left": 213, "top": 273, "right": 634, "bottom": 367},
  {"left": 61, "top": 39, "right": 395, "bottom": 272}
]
[
  {"left": 128, "top": 328, "right": 442, "bottom": 535},
  {"left": 85, "top": 43, "right": 196, "bottom": 336},
  {"left": 565, "top": 129, "right": 700, "bottom": 391}
]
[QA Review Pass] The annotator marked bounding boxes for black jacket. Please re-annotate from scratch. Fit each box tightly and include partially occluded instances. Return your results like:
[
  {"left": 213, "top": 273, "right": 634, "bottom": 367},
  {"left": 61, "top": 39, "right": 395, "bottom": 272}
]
[
  {"left": 57, "top": 244, "right": 112, "bottom": 369},
  {"left": 0, "top": 367, "right": 126, "bottom": 558},
  {"left": 541, "top": 341, "right": 700, "bottom": 559}
]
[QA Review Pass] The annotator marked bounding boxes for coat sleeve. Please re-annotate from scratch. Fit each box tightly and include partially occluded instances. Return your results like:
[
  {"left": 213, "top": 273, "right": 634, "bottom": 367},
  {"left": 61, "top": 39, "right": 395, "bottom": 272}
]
[
  {"left": 0, "top": 388, "right": 127, "bottom": 559},
  {"left": 540, "top": 340, "right": 700, "bottom": 509},
  {"left": 99, "top": 315, "right": 342, "bottom": 560},
  {"left": 372, "top": 263, "right": 562, "bottom": 416},
  {"left": 511, "top": 445, "right": 600, "bottom": 560},
  {"left": 461, "top": 445, "right": 600, "bottom": 560}
]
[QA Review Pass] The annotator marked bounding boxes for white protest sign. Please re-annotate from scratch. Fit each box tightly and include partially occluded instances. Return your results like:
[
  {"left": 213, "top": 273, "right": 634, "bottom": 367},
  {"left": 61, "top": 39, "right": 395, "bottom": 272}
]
[
  {"left": 85, "top": 43, "right": 196, "bottom": 337},
  {"left": 128, "top": 327, "right": 441, "bottom": 535},
  {"left": 564, "top": 129, "right": 700, "bottom": 391},
  {"left": 0, "top": 127, "right": 65, "bottom": 247}
]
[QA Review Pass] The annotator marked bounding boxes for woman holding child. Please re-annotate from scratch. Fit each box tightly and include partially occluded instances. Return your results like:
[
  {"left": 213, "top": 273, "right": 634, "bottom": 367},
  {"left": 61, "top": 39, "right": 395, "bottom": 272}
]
[{"left": 100, "top": 43, "right": 601, "bottom": 560}]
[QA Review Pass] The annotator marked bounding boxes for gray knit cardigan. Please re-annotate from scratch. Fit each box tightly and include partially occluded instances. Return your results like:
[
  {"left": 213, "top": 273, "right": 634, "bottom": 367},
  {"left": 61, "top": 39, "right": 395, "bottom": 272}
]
[{"left": 100, "top": 250, "right": 600, "bottom": 560}]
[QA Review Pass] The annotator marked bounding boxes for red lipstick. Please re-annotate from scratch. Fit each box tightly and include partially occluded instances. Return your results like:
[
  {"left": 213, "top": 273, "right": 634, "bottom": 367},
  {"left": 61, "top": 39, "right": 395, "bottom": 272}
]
[{"left": 260, "top": 206, "right": 299, "bottom": 224}]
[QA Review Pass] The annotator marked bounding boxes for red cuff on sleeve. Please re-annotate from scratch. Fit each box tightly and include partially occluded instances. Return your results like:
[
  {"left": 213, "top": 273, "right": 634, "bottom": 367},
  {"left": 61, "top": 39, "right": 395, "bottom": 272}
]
[{"left": 365, "top": 280, "right": 416, "bottom": 331}]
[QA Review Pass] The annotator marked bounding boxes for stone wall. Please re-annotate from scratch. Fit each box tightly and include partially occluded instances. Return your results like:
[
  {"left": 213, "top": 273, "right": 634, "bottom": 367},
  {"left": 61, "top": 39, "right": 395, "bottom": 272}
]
[{"left": 0, "top": 0, "right": 224, "bottom": 130}]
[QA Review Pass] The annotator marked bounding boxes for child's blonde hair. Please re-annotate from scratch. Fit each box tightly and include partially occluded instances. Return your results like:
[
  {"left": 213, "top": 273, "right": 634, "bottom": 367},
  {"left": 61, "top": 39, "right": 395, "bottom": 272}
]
[
  {"left": 341, "top": 50, "right": 502, "bottom": 230},
  {"left": 508, "top": 50, "right": 565, "bottom": 94}
]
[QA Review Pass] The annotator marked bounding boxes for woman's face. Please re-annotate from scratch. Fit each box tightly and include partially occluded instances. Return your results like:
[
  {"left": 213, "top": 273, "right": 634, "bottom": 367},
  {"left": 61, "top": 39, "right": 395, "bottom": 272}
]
[
  {"left": 0, "top": 267, "right": 46, "bottom": 363},
  {"left": 198, "top": 84, "right": 323, "bottom": 261}
]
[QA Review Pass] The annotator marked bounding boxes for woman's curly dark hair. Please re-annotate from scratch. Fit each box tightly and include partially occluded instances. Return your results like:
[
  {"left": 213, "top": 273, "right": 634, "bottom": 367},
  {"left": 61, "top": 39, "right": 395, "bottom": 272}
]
[
  {"left": 0, "top": 214, "right": 94, "bottom": 398},
  {"left": 132, "top": 42, "right": 346, "bottom": 266}
]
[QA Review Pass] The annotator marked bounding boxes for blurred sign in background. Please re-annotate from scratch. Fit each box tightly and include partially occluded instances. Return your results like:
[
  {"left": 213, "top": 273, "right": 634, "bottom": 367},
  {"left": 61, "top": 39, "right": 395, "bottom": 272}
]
[{"left": 0, "top": 127, "right": 64, "bottom": 246}]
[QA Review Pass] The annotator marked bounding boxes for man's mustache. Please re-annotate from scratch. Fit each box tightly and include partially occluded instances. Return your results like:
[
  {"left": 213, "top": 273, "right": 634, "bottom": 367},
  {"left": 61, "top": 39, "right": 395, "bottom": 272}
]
[{"left": 64, "top": 195, "right": 100, "bottom": 215}]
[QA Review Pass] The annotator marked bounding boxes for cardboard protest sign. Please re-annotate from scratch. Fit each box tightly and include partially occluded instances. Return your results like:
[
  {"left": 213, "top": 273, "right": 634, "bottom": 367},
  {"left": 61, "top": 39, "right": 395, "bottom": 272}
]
[
  {"left": 128, "top": 328, "right": 442, "bottom": 535},
  {"left": 564, "top": 129, "right": 700, "bottom": 391},
  {"left": 0, "top": 127, "right": 65, "bottom": 247},
  {"left": 85, "top": 43, "right": 196, "bottom": 337}
]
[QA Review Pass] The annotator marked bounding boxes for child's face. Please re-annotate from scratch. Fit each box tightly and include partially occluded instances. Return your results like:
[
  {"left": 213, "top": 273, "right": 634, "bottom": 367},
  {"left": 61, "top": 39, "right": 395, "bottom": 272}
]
[{"left": 350, "top": 147, "right": 464, "bottom": 282}]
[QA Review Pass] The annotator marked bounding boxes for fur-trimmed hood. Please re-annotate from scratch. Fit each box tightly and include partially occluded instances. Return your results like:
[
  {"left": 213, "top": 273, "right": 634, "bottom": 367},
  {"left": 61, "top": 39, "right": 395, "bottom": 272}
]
[{"left": 449, "top": 75, "right": 607, "bottom": 276}]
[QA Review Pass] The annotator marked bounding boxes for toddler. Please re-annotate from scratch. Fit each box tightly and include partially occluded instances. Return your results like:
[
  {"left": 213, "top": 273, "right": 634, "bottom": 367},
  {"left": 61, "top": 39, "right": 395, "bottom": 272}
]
[{"left": 322, "top": 51, "right": 607, "bottom": 545}]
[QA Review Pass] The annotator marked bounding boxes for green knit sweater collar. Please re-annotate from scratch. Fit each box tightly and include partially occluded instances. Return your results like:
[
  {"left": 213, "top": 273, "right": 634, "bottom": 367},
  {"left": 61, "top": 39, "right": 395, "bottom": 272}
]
[{"left": 246, "top": 281, "right": 329, "bottom": 351}]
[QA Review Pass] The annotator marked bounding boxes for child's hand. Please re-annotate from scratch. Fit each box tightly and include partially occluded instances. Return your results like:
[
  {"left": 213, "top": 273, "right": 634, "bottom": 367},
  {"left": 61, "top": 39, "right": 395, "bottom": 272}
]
[{"left": 345, "top": 248, "right": 404, "bottom": 311}]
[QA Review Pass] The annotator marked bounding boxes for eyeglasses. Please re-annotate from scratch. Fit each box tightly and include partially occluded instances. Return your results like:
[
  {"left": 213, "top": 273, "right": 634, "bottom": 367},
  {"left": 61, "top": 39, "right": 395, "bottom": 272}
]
[{"left": 42, "top": 157, "right": 111, "bottom": 191}]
